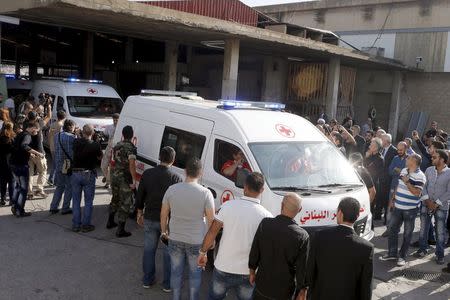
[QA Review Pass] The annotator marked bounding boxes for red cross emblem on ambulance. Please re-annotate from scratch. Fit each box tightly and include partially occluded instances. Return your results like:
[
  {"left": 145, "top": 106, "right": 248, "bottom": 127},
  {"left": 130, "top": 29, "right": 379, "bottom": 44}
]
[
  {"left": 87, "top": 88, "right": 98, "bottom": 95},
  {"left": 275, "top": 124, "right": 295, "bottom": 138},
  {"left": 220, "top": 190, "right": 235, "bottom": 204}
]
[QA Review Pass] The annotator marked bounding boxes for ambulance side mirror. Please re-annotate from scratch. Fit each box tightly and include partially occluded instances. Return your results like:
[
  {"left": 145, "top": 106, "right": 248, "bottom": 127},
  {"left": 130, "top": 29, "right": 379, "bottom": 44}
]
[{"left": 235, "top": 168, "right": 250, "bottom": 189}]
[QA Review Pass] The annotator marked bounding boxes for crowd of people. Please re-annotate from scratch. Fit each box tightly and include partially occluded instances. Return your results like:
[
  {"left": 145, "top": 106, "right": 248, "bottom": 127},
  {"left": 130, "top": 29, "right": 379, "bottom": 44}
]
[
  {"left": 1, "top": 94, "right": 450, "bottom": 299},
  {"left": 0, "top": 96, "right": 113, "bottom": 231},
  {"left": 316, "top": 116, "right": 450, "bottom": 267}
]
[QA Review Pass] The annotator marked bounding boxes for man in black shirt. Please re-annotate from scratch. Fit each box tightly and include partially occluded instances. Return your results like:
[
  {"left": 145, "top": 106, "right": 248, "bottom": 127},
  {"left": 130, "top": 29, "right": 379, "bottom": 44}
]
[
  {"left": 351, "top": 125, "right": 367, "bottom": 156},
  {"left": 364, "top": 137, "right": 384, "bottom": 220},
  {"left": 71, "top": 124, "right": 102, "bottom": 233},
  {"left": 350, "top": 152, "right": 376, "bottom": 204},
  {"left": 364, "top": 130, "right": 375, "bottom": 154},
  {"left": 136, "top": 146, "right": 182, "bottom": 291},
  {"left": 249, "top": 193, "right": 309, "bottom": 300},
  {"left": 10, "top": 122, "right": 42, "bottom": 217}
]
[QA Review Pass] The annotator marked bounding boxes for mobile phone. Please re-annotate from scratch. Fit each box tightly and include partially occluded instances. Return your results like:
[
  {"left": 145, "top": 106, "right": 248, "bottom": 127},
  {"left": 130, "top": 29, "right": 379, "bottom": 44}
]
[{"left": 160, "top": 234, "right": 169, "bottom": 246}]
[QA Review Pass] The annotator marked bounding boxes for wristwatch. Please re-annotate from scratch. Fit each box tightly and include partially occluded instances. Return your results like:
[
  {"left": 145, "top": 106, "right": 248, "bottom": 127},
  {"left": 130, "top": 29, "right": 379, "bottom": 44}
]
[{"left": 199, "top": 249, "right": 207, "bottom": 256}]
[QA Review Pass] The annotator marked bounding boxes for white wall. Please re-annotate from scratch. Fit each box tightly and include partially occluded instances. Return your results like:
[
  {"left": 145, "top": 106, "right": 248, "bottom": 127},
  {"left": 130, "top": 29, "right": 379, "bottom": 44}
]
[{"left": 339, "top": 33, "right": 396, "bottom": 59}]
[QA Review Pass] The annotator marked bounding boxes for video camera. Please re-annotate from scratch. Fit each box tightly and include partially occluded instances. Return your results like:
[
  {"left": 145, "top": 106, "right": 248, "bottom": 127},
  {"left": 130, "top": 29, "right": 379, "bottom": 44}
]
[{"left": 39, "top": 93, "right": 53, "bottom": 107}]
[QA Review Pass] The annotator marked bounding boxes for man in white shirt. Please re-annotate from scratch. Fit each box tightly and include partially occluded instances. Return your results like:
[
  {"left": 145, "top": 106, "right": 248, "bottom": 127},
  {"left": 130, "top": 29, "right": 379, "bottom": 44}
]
[{"left": 197, "top": 172, "right": 273, "bottom": 300}]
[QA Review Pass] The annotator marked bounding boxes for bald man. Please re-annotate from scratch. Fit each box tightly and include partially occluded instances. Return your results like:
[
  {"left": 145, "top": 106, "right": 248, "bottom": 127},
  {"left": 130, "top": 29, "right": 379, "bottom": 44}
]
[{"left": 249, "top": 193, "right": 310, "bottom": 300}]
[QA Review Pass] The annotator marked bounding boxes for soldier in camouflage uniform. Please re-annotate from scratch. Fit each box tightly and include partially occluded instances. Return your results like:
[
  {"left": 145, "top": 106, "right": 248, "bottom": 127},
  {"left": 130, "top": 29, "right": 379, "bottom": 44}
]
[{"left": 107, "top": 125, "right": 138, "bottom": 238}]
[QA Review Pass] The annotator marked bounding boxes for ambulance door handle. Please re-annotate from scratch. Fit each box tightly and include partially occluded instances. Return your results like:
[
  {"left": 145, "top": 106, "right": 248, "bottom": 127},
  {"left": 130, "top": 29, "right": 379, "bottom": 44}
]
[{"left": 207, "top": 187, "right": 217, "bottom": 199}]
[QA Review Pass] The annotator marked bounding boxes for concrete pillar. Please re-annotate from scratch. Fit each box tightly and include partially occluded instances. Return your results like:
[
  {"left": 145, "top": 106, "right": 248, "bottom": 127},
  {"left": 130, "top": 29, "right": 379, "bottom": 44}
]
[
  {"left": 186, "top": 45, "right": 193, "bottom": 79},
  {"left": 164, "top": 41, "right": 178, "bottom": 91},
  {"left": 15, "top": 46, "right": 21, "bottom": 78},
  {"left": 221, "top": 39, "right": 240, "bottom": 100},
  {"left": 325, "top": 57, "right": 340, "bottom": 119},
  {"left": 125, "top": 37, "right": 133, "bottom": 64},
  {"left": 388, "top": 71, "right": 402, "bottom": 141},
  {"left": 29, "top": 36, "right": 38, "bottom": 80},
  {"left": 0, "top": 23, "right": 2, "bottom": 71},
  {"left": 261, "top": 56, "right": 287, "bottom": 102},
  {"left": 82, "top": 32, "right": 94, "bottom": 78}
]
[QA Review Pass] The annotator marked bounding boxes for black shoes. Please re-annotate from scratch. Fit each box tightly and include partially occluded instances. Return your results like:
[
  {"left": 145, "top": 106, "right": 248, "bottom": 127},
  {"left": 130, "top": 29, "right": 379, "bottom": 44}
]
[
  {"left": 73, "top": 225, "right": 95, "bottom": 233},
  {"left": 0, "top": 198, "right": 6, "bottom": 206},
  {"left": 50, "top": 209, "right": 60, "bottom": 215},
  {"left": 106, "top": 212, "right": 118, "bottom": 229},
  {"left": 443, "top": 263, "right": 450, "bottom": 273},
  {"left": 81, "top": 225, "right": 95, "bottom": 233},
  {"left": 16, "top": 212, "right": 32, "bottom": 218},
  {"left": 116, "top": 222, "right": 132, "bottom": 238}
]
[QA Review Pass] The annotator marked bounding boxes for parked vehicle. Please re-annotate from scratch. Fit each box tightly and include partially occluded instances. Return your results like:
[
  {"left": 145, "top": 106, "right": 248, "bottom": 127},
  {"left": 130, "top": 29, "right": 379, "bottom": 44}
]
[{"left": 30, "top": 78, "right": 123, "bottom": 148}]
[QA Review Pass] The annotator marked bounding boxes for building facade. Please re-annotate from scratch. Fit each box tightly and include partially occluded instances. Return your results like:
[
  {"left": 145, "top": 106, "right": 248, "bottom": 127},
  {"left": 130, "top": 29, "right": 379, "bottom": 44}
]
[{"left": 258, "top": 0, "right": 450, "bottom": 137}]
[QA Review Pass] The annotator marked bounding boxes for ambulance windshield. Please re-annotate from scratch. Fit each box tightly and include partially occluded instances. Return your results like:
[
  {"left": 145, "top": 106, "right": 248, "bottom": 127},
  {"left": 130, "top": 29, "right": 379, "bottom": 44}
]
[
  {"left": 67, "top": 96, "right": 123, "bottom": 117},
  {"left": 249, "top": 141, "right": 362, "bottom": 190}
]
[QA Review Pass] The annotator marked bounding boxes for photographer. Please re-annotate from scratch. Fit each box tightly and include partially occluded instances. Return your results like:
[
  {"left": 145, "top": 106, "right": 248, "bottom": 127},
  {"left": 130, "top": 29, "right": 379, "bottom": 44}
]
[{"left": 25, "top": 98, "right": 52, "bottom": 199}]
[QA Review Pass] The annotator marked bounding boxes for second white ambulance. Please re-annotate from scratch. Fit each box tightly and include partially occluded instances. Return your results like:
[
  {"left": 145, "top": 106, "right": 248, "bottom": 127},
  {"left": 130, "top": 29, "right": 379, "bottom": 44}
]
[{"left": 30, "top": 78, "right": 123, "bottom": 147}]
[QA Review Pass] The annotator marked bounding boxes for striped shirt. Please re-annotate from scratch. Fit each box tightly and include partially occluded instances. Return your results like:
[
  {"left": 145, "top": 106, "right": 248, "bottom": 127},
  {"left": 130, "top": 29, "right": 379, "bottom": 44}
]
[{"left": 394, "top": 168, "right": 426, "bottom": 210}]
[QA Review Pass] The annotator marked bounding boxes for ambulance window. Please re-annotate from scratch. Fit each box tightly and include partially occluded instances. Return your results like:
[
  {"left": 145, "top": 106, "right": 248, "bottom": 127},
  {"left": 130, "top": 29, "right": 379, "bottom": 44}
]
[
  {"left": 214, "top": 139, "right": 251, "bottom": 181},
  {"left": 160, "top": 127, "right": 206, "bottom": 169},
  {"left": 57, "top": 96, "right": 65, "bottom": 112}
]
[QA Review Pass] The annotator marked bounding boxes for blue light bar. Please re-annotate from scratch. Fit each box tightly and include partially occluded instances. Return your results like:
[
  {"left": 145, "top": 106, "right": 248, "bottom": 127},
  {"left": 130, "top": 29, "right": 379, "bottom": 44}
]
[
  {"left": 218, "top": 100, "right": 285, "bottom": 111},
  {"left": 64, "top": 78, "right": 102, "bottom": 84},
  {"left": 4, "top": 74, "right": 16, "bottom": 78}
]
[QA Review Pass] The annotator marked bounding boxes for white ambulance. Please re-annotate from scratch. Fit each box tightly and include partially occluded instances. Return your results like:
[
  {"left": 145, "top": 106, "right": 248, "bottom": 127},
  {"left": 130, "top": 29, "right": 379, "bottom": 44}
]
[
  {"left": 115, "top": 90, "right": 374, "bottom": 240},
  {"left": 30, "top": 78, "right": 123, "bottom": 147}
]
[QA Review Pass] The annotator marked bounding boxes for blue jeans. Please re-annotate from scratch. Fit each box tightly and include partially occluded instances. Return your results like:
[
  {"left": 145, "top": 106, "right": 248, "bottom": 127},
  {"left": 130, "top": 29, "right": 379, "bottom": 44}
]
[
  {"left": 50, "top": 172, "right": 72, "bottom": 212},
  {"left": 48, "top": 153, "right": 56, "bottom": 183},
  {"left": 208, "top": 269, "right": 253, "bottom": 300},
  {"left": 387, "top": 207, "right": 418, "bottom": 259},
  {"left": 71, "top": 171, "right": 96, "bottom": 228},
  {"left": 419, "top": 206, "right": 449, "bottom": 259},
  {"left": 168, "top": 240, "right": 202, "bottom": 300},
  {"left": 143, "top": 220, "right": 171, "bottom": 289},
  {"left": 10, "top": 165, "right": 29, "bottom": 215}
]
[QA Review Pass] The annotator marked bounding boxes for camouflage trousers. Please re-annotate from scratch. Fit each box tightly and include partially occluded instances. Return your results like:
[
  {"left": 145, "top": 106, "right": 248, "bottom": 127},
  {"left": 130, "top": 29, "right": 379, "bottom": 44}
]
[{"left": 110, "top": 175, "right": 133, "bottom": 223}]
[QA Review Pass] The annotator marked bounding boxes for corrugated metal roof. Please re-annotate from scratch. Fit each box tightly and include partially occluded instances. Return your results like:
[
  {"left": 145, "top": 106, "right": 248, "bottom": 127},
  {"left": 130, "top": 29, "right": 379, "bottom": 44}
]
[{"left": 143, "top": 0, "right": 258, "bottom": 26}]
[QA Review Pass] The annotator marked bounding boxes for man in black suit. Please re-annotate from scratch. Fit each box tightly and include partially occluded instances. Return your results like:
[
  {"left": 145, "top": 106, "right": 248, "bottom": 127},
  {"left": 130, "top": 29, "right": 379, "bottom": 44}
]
[
  {"left": 307, "top": 197, "right": 374, "bottom": 300},
  {"left": 379, "top": 133, "right": 397, "bottom": 223}
]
